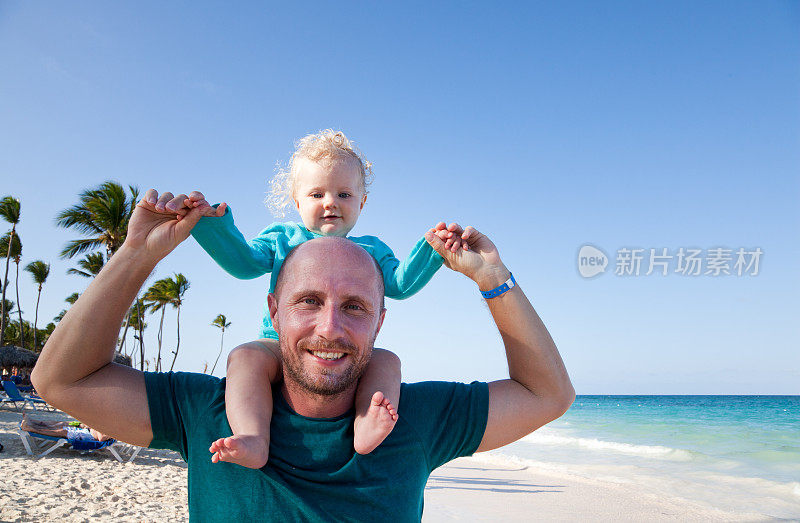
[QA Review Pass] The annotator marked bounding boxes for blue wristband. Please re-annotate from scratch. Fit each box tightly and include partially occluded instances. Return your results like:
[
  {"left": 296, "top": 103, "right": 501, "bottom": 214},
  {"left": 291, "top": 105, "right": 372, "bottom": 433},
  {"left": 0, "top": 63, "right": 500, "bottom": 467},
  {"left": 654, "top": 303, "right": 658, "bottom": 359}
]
[{"left": 480, "top": 273, "right": 516, "bottom": 299}]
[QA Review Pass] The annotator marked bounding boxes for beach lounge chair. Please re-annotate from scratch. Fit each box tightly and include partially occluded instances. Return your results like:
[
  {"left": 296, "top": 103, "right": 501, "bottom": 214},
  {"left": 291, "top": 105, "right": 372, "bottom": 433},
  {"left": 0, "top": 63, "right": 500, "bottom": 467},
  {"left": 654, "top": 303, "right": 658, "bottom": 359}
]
[
  {"left": 1, "top": 381, "right": 52, "bottom": 411},
  {"left": 17, "top": 424, "right": 142, "bottom": 463}
]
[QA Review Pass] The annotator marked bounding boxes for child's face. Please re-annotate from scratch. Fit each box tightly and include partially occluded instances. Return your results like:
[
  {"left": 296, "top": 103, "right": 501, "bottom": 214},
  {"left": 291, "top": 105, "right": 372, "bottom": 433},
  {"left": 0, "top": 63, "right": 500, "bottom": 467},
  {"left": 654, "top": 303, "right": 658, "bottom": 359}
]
[{"left": 293, "top": 157, "right": 367, "bottom": 237}]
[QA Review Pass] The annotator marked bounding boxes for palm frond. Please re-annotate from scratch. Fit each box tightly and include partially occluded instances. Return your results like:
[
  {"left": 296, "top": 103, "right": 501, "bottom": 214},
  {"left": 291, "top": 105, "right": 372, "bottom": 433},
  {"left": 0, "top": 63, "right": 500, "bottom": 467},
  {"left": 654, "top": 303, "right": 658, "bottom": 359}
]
[
  {"left": 24, "top": 260, "right": 50, "bottom": 284},
  {"left": 60, "top": 238, "right": 104, "bottom": 259},
  {"left": 54, "top": 206, "right": 104, "bottom": 234},
  {"left": 212, "top": 314, "right": 231, "bottom": 329},
  {"left": 0, "top": 232, "right": 22, "bottom": 258},
  {"left": 0, "top": 196, "right": 21, "bottom": 225},
  {"left": 66, "top": 268, "right": 93, "bottom": 278},
  {"left": 56, "top": 181, "right": 138, "bottom": 259}
]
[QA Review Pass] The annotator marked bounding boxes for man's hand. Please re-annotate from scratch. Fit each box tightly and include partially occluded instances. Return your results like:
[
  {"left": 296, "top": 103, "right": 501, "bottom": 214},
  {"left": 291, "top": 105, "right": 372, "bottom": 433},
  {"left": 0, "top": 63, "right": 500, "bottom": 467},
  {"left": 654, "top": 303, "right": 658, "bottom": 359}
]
[{"left": 425, "top": 222, "right": 509, "bottom": 291}]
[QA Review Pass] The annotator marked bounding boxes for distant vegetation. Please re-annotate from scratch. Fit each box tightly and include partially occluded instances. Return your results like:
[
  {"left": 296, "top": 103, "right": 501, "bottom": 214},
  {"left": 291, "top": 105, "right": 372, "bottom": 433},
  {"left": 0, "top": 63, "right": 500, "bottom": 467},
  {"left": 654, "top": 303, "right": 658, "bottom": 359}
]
[{"left": 0, "top": 182, "right": 231, "bottom": 374}]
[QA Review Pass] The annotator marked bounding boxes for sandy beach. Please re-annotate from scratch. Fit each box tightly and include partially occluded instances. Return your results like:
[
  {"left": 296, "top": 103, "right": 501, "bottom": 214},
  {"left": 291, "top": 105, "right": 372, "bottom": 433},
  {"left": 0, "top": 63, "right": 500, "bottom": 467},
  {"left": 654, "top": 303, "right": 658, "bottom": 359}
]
[{"left": 0, "top": 408, "right": 768, "bottom": 522}]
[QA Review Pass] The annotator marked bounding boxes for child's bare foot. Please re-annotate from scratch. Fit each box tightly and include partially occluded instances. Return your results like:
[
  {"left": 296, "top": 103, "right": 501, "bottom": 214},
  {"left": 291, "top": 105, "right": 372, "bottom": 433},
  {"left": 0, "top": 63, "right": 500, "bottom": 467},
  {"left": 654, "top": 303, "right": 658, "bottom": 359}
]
[
  {"left": 208, "top": 434, "right": 269, "bottom": 469},
  {"left": 353, "top": 391, "right": 398, "bottom": 455}
]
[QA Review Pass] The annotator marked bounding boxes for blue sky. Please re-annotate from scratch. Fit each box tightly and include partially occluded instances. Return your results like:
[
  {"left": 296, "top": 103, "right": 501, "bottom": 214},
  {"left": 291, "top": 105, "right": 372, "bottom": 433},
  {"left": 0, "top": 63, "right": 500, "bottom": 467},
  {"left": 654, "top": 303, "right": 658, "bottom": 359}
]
[{"left": 1, "top": 1, "right": 797, "bottom": 393}]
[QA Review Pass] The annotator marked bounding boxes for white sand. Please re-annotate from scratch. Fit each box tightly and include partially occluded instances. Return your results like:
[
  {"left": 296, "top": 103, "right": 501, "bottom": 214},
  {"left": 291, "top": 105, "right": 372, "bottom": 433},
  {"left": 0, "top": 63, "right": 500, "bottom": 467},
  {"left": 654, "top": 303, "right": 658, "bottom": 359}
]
[
  {"left": 1, "top": 408, "right": 766, "bottom": 522},
  {"left": 423, "top": 456, "right": 765, "bottom": 522},
  {"left": 1, "top": 408, "right": 188, "bottom": 522}
]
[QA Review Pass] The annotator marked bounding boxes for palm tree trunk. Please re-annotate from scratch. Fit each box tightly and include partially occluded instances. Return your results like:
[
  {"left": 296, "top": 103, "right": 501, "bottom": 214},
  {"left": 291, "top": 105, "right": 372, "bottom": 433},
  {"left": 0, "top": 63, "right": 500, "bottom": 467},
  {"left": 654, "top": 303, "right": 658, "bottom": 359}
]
[
  {"left": 15, "top": 258, "right": 23, "bottom": 348},
  {"left": 33, "top": 284, "right": 42, "bottom": 350},
  {"left": 136, "top": 301, "right": 145, "bottom": 372},
  {"left": 138, "top": 323, "right": 145, "bottom": 372},
  {"left": 156, "top": 307, "right": 165, "bottom": 372},
  {"left": 0, "top": 225, "right": 13, "bottom": 346},
  {"left": 169, "top": 305, "right": 181, "bottom": 371},
  {"left": 210, "top": 327, "right": 225, "bottom": 376},
  {"left": 118, "top": 314, "right": 131, "bottom": 354}
]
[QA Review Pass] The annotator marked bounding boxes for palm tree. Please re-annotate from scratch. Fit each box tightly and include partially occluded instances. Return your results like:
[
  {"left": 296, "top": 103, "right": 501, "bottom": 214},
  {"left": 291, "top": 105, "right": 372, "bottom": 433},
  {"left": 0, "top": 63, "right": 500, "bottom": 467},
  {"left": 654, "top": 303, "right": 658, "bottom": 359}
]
[
  {"left": 67, "top": 252, "right": 105, "bottom": 278},
  {"left": 127, "top": 298, "right": 149, "bottom": 371},
  {"left": 210, "top": 314, "right": 232, "bottom": 375},
  {"left": 144, "top": 281, "right": 170, "bottom": 372},
  {"left": 0, "top": 232, "right": 23, "bottom": 348},
  {"left": 1, "top": 298, "right": 14, "bottom": 337},
  {"left": 1, "top": 298, "right": 15, "bottom": 344},
  {"left": 144, "top": 275, "right": 190, "bottom": 372},
  {"left": 166, "top": 274, "right": 190, "bottom": 372},
  {"left": 0, "top": 196, "right": 20, "bottom": 346},
  {"left": 55, "top": 181, "right": 139, "bottom": 260},
  {"left": 24, "top": 260, "right": 50, "bottom": 350}
]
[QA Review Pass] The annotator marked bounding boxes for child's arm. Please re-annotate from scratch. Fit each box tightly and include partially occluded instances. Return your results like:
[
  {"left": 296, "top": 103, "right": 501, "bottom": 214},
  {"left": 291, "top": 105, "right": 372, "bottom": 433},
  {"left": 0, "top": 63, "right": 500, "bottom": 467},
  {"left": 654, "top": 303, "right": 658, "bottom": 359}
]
[
  {"left": 152, "top": 190, "right": 277, "bottom": 280},
  {"left": 353, "top": 348, "right": 401, "bottom": 455},
  {"left": 161, "top": 190, "right": 279, "bottom": 280},
  {"left": 364, "top": 236, "right": 445, "bottom": 300}
]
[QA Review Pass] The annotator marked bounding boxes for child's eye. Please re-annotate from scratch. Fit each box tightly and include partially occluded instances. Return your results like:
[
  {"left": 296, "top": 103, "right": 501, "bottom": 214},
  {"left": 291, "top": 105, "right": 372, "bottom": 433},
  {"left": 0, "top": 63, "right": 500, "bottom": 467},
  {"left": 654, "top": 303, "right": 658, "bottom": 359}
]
[
  {"left": 338, "top": 193, "right": 351, "bottom": 199},
  {"left": 311, "top": 193, "right": 323, "bottom": 199}
]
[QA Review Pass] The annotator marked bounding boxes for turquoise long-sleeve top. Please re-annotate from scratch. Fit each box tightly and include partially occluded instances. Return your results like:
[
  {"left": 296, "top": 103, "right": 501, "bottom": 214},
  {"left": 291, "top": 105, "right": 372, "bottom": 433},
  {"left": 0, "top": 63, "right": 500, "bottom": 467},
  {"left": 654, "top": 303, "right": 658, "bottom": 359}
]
[{"left": 190, "top": 207, "right": 444, "bottom": 339}]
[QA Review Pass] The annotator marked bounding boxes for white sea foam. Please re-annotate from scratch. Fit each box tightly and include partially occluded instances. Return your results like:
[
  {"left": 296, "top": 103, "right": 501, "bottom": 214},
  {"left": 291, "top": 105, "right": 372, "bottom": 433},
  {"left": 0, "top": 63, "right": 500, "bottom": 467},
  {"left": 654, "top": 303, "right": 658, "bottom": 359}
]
[
  {"left": 474, "top": 444, "right": 800, "bottom": 519},
  {"left": 519, "top": 431, "right": 695, "bottom": 461}
]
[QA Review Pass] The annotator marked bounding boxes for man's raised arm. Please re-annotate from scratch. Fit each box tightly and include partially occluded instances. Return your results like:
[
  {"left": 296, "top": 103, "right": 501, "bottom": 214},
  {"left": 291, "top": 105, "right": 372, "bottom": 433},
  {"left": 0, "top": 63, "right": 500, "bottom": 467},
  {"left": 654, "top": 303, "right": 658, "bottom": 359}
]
[
  {"left": 31, "top": 190, "right": 204, "bottom": 446},
  {"left": 424, "top": 224, "right": 575, "bottom": 452}
]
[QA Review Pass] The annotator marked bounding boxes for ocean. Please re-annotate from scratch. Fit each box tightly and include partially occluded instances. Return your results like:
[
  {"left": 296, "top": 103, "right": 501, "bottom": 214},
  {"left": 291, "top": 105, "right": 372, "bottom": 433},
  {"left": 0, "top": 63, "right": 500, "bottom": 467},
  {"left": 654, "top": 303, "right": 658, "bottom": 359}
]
[{"left": 479, "top": 395, "right": 800, "bottom": 519}]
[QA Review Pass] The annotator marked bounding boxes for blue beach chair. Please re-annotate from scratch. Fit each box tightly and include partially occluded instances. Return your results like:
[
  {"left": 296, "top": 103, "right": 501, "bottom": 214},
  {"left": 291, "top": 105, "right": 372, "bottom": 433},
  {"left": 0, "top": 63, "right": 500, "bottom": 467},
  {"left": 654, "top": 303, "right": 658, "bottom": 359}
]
[
  {"left": 1, "top": 380, "right": 52, "bottom": 411},
  {"left": 17, "top": 422, "right": 142, "bottom": 463}
]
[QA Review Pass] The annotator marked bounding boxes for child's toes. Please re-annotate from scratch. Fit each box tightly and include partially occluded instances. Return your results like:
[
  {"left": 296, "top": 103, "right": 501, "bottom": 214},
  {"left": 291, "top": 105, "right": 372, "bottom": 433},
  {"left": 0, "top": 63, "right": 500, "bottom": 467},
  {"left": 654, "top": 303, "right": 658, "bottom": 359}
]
[{"left": 371, "top": 391, "right": 385, "bottom": 406}]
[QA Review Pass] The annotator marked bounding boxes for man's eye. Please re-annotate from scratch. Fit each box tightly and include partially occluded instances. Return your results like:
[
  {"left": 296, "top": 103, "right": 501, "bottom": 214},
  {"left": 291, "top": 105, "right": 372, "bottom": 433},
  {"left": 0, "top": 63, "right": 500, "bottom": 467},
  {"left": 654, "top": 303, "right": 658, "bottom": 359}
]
[
  {"left": 345, "top": 303, "right": 363, "bottom": 311},
  {"left": 303, "top": 298, "right": 319, "bottom": 305}
]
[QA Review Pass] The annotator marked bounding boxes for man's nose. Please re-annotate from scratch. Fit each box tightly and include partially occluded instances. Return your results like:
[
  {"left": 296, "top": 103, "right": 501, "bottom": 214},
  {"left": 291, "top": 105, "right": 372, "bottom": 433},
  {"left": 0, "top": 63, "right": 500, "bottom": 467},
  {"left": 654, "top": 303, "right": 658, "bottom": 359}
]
[{"left": 315, "top": 304, "right": 345, "bottom": 340}]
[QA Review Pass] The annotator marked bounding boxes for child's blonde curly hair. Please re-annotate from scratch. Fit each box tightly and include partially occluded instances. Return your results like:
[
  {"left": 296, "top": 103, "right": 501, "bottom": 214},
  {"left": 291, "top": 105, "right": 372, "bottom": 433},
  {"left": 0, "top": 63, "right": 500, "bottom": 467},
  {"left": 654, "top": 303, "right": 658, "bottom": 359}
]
[{"left": 267, "top": 129, "right": 373, "bottom": 218}]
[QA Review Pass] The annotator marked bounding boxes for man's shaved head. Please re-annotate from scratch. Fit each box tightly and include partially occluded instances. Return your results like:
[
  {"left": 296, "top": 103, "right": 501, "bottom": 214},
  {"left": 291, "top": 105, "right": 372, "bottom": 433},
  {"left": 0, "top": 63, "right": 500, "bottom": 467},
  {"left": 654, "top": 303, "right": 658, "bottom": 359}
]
[
  {"left": 275, "top": 237, "right": 385, "bottom": 308},
  {"left": 269, "top": 237, "right": 387, "bottom": 398}
]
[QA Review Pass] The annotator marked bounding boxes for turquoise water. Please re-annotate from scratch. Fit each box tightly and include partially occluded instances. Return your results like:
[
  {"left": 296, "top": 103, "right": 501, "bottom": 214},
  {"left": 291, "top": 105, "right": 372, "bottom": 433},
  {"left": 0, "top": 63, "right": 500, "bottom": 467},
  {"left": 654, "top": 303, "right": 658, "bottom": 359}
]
[{"left": 483, "top": 396, "right": 800, "bottom": 518}]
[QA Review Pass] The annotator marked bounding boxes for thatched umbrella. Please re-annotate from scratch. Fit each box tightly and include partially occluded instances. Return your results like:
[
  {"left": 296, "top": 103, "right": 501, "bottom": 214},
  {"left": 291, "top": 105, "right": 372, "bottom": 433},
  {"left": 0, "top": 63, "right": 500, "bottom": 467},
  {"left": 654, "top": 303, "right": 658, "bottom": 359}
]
[
  {"left": 0, "top": 346, "right": 131, "bottom": 373},
  {"left": 113, "top": 352, "right": 132, "bottom": 367},
  {"left": 0, "top": 345, "right": 38, "bottom": 371}
]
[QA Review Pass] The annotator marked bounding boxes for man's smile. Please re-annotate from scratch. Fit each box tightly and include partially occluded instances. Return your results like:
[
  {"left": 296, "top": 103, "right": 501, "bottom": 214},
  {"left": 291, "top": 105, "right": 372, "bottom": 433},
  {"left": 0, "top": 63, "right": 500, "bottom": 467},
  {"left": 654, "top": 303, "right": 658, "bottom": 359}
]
[{"left": 308, "top": 350, "right": 346, "bottom": 361}]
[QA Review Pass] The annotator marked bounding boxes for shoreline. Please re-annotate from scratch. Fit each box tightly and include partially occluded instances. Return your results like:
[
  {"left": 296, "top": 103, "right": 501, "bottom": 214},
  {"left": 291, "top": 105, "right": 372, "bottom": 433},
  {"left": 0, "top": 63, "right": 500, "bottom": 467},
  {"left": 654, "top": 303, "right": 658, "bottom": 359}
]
[
  {"left": 0, "top": 409, "right": 775, "bottom": 522},
  {"left": 424, "top": 456, "right": 767, "bottom": 521}
]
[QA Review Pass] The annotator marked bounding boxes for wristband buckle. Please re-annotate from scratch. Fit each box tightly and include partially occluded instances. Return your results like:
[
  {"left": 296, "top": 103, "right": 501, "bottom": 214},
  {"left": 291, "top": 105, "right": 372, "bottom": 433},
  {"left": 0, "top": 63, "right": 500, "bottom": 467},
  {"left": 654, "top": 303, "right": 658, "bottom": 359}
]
[{"left": 481, "top": 273, "right": 516, "bottom": 299}]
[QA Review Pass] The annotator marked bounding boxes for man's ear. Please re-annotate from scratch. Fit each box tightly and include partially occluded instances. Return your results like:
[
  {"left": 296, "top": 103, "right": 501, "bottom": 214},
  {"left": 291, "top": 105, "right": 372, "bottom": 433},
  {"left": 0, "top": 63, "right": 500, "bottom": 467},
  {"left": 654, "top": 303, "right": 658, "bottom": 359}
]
[
  {"left": 375, "top": 307, "right": 386, "bottom": 336},
  {"left": 267, "top": 293, "right": 279, "bottom": 329}
]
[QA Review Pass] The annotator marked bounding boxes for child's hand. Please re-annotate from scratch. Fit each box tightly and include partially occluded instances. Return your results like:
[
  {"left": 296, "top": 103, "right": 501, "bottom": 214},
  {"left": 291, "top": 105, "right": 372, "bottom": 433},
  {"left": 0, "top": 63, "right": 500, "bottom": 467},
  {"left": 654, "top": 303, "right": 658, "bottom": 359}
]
[
  {"left": 181, "top": 191, "right": 227, "bottom": 221},
  {"left": 142, "top": 189, "right": 226, "bottom": 221},
  {"left": 433, "top": 222, "right": 469, "bottom": 253}
]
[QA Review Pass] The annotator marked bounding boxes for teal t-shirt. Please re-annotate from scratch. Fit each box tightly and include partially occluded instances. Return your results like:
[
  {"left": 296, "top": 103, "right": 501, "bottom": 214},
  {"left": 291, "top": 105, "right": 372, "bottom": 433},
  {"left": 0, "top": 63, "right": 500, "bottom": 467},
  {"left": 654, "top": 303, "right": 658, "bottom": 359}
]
[
  {"left": 190, "top": 208, "right": 444, "bottom": 339},
  {"left": 145, "top": 372, "right": 488, "bottom": 522}
]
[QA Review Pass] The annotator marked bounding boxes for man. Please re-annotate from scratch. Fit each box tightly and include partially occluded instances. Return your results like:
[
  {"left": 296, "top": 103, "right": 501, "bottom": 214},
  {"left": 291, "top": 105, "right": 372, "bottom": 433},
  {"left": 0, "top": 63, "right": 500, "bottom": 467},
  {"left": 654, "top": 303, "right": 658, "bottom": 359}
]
[
  {"left": 32, "top": 190, "right": 574, "bottom": 521},
  {"left": 20, "top": 414, "right": 111, "bottom": 442}
]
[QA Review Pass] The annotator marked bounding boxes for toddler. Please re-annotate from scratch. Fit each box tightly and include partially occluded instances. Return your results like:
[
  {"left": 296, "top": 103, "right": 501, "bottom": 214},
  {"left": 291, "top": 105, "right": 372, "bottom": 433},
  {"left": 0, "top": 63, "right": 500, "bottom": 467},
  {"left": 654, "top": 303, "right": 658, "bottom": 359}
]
[{"left": 178, "top": 130, "right": 462, "bottom": 469}]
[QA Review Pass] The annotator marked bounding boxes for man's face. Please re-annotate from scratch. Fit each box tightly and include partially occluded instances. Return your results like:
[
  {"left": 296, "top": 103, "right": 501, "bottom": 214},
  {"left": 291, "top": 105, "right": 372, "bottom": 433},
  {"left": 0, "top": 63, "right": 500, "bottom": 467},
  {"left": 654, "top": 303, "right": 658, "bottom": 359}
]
[{"left": 269, "top": 239, "right": 385, "bottom": 396}]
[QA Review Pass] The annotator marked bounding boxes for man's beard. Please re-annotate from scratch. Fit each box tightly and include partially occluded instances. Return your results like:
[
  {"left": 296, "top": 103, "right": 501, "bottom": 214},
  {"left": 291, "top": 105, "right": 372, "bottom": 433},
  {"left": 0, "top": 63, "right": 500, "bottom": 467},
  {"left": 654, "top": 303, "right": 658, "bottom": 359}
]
[{"left": 281, "top": 336, "right": 373, "bottom": 396}]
